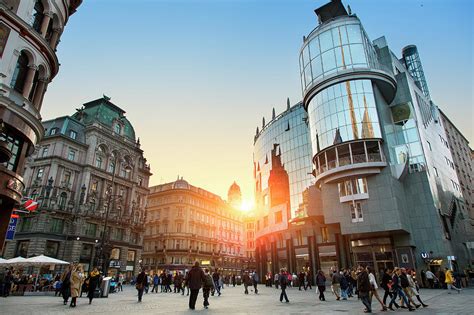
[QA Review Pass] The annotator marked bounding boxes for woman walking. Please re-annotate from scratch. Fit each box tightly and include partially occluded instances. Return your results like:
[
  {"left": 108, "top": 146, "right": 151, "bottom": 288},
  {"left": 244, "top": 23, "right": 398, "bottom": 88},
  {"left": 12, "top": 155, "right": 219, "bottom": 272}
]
[
  {"left": 445, "top": 267, "right": 461, "bottom": 293},
  {"left": 87, "top": 268, "right": 101, "bottom": 305},
  {"left": 367, "top": 266, "right": 387, "bottom": 311},
  {"left": 316, "top": 270, "right": 326, "bottom": 301},
  {"left": 69, "top": 264, "right": 83, "bottom": 308},
  {"left": 389, "top": 268, "right": 414, "bottom": 311},
  {"left": 60, "top": 265, "right": 72, "bottom": 305},
  {"left": 407, "top": 270, "right": 428, "bottom": 307}
]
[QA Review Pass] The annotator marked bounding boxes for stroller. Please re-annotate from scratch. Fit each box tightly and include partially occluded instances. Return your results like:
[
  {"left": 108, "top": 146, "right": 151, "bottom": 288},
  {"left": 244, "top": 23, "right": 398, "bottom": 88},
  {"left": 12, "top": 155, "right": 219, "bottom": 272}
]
[{"left": 109, "top": 279, "right": 117, "bottom": 293}]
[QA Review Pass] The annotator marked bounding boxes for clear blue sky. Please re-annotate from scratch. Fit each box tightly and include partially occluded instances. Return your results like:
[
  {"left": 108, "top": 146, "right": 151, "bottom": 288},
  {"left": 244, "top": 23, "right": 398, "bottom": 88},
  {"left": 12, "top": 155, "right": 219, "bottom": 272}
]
[{"left": 42, "top": 0, "right": 473, "bottom": 202}]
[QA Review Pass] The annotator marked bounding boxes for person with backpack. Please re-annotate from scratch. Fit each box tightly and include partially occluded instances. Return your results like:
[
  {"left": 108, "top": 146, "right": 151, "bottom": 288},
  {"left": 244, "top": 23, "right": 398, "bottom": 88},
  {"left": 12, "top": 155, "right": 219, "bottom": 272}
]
[
  {"left": 357, "top": 266, "right": 372, "bottom": 313},
  {"left": 279, "top": 269, "right": 290, "bottom": 303},
  {"left": 202, "top": 268, "right": 214, "bottom": 309},
  {"left": 251, "top": 271, "right": 259, "bottom": 294}
]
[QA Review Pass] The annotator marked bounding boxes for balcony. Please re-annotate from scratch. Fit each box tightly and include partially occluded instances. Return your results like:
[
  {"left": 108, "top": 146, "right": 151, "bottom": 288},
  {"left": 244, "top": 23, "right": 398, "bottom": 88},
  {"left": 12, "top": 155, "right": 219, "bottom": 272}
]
[{"left": 313, "top": 139, "right": 387, "bottom": 184}]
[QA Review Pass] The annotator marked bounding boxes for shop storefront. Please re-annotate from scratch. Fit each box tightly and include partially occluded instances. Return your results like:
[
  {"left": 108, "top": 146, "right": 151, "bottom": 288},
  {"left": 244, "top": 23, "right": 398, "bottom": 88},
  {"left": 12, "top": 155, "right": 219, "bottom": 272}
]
[{"left": 351, "top": 237, "right": 395, "bottom": 275}]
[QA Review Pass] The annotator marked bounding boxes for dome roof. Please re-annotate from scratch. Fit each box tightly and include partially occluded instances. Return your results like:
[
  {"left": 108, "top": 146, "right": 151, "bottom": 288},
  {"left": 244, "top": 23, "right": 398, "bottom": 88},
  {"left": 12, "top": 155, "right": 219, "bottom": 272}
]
[
  {"left": 228, "top": 181, "right": 241, "bottom": 194},
  {"left": 173, "top": 177, "right": 190, "bottom": 190}
]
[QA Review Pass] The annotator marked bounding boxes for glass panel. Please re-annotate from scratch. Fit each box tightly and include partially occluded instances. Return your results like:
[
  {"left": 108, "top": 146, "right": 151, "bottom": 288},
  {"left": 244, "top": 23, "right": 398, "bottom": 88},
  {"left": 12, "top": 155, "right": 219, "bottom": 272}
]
[
  {"left": 309, "top": 37, "right": 320, "bottom": 59},
  {"left": 322, "top": 49, "right": 336, "bottom": 73},
  {"left": 319, "top": 30, "right": 333, "bottom": 52},
  {"left": 350, "top": 44, "right": 366, "bottom": 64},
  {"left": 311, "top": 56, "right": 323, "bottom": 79},
  {"left": 346, "top": 24, "right": 362, "bottom": 43}
]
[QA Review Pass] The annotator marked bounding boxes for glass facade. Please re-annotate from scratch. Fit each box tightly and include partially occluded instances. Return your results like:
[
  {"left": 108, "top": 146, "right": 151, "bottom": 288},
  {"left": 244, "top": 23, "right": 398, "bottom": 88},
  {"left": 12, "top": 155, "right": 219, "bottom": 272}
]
[
  {"left": 307, "top": 79, "right": 382, "bottom": 153},
  {"left": 254, "top": 104, "right": 314, "bottom": 217},
  {"left": 300, "top": 18, "right": 378, "bottom": 92}
]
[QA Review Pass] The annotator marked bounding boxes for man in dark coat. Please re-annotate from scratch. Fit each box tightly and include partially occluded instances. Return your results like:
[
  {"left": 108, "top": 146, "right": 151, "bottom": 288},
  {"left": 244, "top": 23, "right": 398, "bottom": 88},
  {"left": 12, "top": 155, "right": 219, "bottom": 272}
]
[
  {"left": 186, "top": 261, "right": 206, "bottom": 310},
  {"left": 136, "top": 269, "right": 148, "bottom": 302},
  {"left": 279, "top": 269, "right": 290, "bottom": 303},
  {"left": 357, "top": 266, "right": 372, "bottom": 313}
]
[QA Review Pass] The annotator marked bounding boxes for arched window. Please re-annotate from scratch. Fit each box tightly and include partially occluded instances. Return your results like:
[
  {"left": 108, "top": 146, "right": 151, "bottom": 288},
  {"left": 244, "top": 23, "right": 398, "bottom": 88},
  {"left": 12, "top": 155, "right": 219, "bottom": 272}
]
[
  {"left": 58, "top": 192, "right": 67, "bottom": 210},
  {"left": 32, "top": 0, "right": 45, "bottom": 32},
  {"left": 10, "top": 52, "right": 29, "bottom": 93},
  {"left": 95, "top": 156, "right": 103, "bottom": 168},
  {"left": 108, "top": 160, "right": 115, "bottom": 174}
]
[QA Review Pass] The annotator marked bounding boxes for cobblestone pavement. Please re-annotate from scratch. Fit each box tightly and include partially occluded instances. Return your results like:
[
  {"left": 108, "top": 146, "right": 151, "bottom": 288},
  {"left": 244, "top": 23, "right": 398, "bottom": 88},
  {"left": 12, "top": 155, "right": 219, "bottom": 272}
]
[{"left": 0, "top": 285, "right": 473, "bottom": 315}]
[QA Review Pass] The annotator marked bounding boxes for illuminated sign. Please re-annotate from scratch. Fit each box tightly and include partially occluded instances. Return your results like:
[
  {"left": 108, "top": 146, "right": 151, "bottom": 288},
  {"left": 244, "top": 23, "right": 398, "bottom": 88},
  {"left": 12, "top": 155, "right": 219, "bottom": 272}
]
[{"left": 201, "top": 260, "right": 211, "bottom": 265}]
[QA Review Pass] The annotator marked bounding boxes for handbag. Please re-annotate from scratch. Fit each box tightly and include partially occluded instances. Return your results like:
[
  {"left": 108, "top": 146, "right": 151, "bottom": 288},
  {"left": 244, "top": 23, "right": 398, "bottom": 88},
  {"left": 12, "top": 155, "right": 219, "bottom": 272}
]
[{"left": 135, "top": 283, "right": 143, "bottom": 290}]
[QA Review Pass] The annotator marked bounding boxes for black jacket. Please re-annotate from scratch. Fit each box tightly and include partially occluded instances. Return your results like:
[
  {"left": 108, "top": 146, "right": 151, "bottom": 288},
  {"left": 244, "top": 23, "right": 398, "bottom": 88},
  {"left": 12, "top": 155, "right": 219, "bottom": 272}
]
[
  {"left": 357, "top": 271, "right": 370, "bottom": 293},
  {"left": 186, "top": 266, "right": 205, "bottom": 290}
]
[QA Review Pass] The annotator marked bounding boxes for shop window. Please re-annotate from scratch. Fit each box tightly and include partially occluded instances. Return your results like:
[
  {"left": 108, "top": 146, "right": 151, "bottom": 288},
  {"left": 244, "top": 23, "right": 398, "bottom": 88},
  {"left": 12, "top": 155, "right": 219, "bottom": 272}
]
[
  {"left": 110, "top": 248, "right": 121, "bottom": 260},
  {"left": 15, "top": 240, "right": 29, "bottom": 257},
  {"left": 44, "top": 241, "right": 59, "bottom": 258}
]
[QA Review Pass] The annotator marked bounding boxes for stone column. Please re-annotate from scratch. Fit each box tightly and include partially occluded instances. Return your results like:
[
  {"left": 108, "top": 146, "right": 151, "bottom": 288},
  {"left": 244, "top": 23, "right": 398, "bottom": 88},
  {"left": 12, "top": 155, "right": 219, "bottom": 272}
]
[
  {"left": 32, "top": 78, "right": 47, "bottom": 109},
  {"left": 49, "top": 28, "right": 61, "bottom": 49},
  {"left": 39, "top": 13, "right": 52, "bottom": 37},
  {"left": 21, "top": 65, "right": 37, "bottom": 99}
]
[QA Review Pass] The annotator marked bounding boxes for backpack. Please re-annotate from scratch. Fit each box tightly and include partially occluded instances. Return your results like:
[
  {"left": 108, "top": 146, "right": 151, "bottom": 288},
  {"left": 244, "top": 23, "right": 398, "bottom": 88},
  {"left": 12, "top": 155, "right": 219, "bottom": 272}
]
[{"left": 204, "top": 274, "right": 214, "bottom": 288}]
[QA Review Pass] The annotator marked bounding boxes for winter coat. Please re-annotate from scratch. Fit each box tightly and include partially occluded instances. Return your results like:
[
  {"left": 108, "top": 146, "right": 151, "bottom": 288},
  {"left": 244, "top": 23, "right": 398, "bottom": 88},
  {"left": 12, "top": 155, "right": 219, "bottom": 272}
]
[
  {"left": 186, "top": 266, "right": 205, "bottom": 290},
  {"left": 445, "top": 270, "right": 454, "bottom": 284},
  {"left": 70, "top": 271, "right": 83, "bottom": 298},
  {"left": 357, "top": 270, "right": 370, "bottom": 294},
  {"left": 316, "top": 273, "right": 326, "bottom": 286}
]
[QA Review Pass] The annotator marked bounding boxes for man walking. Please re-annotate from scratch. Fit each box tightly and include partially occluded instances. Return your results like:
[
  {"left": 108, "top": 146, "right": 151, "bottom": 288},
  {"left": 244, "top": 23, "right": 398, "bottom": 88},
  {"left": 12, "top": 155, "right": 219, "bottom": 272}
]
[
  {"left": 357, "top": 266, "right": 372, "bottom": 313},
  {"left": 332, "top": 269, "right": 342, "bottom": 300},
  {"left": 279, "top": 269, "right": 290, "bottom": 303},
  {"left": 202, "top": 269, "right": 214, "bottom": 309},
  {"left": 425, "top": 269, "right": 437, "bottom": 289},
  {"left": 212, "top": 269, "right": 221, "bottom": 296},
  {"left": 252, "top": 271, "right": 259, "bottom": 294},
  {"left": 242, "top": 271, "right": 251, "bottom": 294},
  {"left": 186, "top": 261, "right": 206, "bottom": 310}
]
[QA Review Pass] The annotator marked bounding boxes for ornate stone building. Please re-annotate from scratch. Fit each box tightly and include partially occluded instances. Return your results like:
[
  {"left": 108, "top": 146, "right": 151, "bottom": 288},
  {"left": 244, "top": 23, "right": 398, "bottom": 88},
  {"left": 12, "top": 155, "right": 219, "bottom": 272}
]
[
  {"left": 0, "top": 0, "right": 82, "bottom": 252},
  {"left": 3, "top": 97, "right": 151, "bottom": 279},
  {"left": 143, "top": 179, "right": 245, "bottom": 274}
]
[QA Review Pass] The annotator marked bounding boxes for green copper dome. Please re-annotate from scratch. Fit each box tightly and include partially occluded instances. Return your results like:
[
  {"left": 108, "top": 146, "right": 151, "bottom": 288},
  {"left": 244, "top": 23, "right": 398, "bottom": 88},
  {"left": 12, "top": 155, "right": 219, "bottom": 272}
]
[{"left": 71, "top": 97, "right": 136, "bottom": 141}]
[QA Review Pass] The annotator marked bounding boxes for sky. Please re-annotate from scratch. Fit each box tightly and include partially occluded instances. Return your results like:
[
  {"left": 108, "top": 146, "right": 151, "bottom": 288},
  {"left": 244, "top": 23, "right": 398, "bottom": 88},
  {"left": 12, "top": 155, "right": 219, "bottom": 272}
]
[{"left": 42, "top": 0, "right": 473, "bottom": 205}]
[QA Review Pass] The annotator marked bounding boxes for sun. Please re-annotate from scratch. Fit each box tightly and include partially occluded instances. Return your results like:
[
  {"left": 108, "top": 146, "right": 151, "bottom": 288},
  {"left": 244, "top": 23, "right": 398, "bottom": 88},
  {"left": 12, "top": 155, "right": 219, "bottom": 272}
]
[{"left": 240, "top": 199, "right": 254, "bottom": 212}]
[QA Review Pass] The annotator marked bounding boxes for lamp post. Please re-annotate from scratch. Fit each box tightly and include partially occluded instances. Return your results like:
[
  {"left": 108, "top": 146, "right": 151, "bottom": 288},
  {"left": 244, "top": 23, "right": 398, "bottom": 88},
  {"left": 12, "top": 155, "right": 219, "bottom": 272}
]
[{"left": 96, "top": 155, "right": 131, "bottom": 276}]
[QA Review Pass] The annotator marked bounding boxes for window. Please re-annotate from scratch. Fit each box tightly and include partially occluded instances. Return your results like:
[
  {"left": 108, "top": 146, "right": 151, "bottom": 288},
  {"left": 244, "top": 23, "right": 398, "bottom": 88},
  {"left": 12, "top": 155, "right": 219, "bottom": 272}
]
[
  {"left": 350, "top": 202, "right": 363, "bottom": 222},
  {"left": 62, "top": 171, "right": 71, "bottom": 187},
  {"left": 41, "top": 146, "right": 49, "bottom": 157},
  {"left": 69, "top": 130, "right": 77, "bottom": 140},
  {"left": 110, "top": 248, "right": 120, "bottom": 260},
  {"left": 295, "top": 230, "right": 303, "bottom": 246},
  {"left": 127, "top": 250, "right": 136, "bottom": 264},
  {"left": 58, "top": 192, "right": 67, "bottom": 210},
  {"left": 95, "top": 156, "right": 103, "bottom": 168},
  {"left": 114, "top": 124, "right": 122, "bottom": 135},
  {"left": 45, "top": 241, "right": 59, "bottom": 258},
  {"left": 263, "top": 216, "right": 268, "bottom": 227},
  {"left": 15, "top": 240, "right": 29, "bottom": 257},
  {"left": 114, "top": 228, "right": 124, "bottom": 241},
  {"left": 50, "top": 218, "right": 64, "bottom": 233},
  {"left": 84, "top": 222, "right": 97, "bottom": 237},
  {"left": 10, "top": 51, "right": 29, "bottom": 93},
  {"left": 321, "top": 227, "right": 329, "bottom": 243},
  {"left": 80, "top": 244, "right": 93, "bottom": 263},
  {"left": 36, "top": 168, "right": 44, "bottom": 180},
  {"left": 274, "top": 211, "right": 283, "bottom": 224},
  {"left": 68, "top": 149, "right": 76, "bottom": 161},
  {"left": 19, "top": 217, "right": 33, "bottom": 232},
  {"left": 31, "top": 0, "right": 45, "bottom": 32},
  {"left": 433, "top": 167, "right": 439, "bottom": 177},
  {"left": 0, "top": 131, "right": 23, "bottom": 171},
  {"left": 177, "top": 223, "right": 182, "bottom": 233},
  {"left": 50, "top": 128, "right": 58, "bottom": 135},
  {"left": 108, "top": 160, "right": 115, "bottom": 173},
  {"left": 338, "top": 177, "right": 368, "bottom": 197}
]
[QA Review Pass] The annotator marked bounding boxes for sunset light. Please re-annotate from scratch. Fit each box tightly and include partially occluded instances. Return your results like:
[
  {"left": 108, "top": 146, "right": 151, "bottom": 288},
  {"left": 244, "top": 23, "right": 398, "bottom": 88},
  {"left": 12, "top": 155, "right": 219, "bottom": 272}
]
[{"left": 240, "top": 199, "right": 254, "bottom": 212}]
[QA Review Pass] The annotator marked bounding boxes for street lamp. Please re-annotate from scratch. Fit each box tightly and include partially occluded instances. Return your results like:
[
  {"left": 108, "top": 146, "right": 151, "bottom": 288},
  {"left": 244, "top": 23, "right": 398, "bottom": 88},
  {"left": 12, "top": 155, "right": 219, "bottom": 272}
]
[{"left": 96, "top": 155, "right": 132, "bottom": 276}]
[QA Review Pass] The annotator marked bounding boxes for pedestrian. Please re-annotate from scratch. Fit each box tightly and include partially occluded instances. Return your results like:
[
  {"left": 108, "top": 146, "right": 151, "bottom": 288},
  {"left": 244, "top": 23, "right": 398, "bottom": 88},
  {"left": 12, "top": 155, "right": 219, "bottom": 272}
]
[
  {"left": 212, "top": 269, "right": 221, "bottom": 296},
  {"left": 388, "top": 268, "right": 413, "bottom": 311},
  {"left": 305, "top": 271, "right": 313, "bottom": 290},
  {"left": 252, "top": 271, "right": 259, "bottom": 294},
  {"left": 160, "top": 272, "right": 166, "bottom": 292},
  {"left": 69, "top": 264, "right": 83, "bottom": 308},
  {"left": 202, "top": 268, "right": 214, "bottom": 309},
  {"left": 2, "top": 268, "right": 12, "bottom": 297},
  {"left": 340, "top": 271, "right": 349, "bottom": 300},
  {"left": 298, "top": 271, "right": 305, "bottom": 290},
  {"left": 331, "top": 269, "right": 341, "bottom": 300},
  {"left": 367, "top": 266, "right": 387, "bottom": 311},
  {"left": 145, "top": 273, "right": 152, "bottom": 294},
  {"left": 407, "top": 269, "right": 428, "bottom": 307},
  {"left": 445, "top": 267, "right": 461, "bottom": 293},
  {"left": 185, "top": 261, "right": 206, "bottom": 310},
  {"left": 357, "top": 266, "right": 372, "bottom": 313},
  {"left": 316, "top": 270, "right": 326, "bottom": 301},
  {"left": 400, "top": 268, "right": 421, "bottom": 309},
  {"left": 60, "top": 265, "right": 72, "bottom": 305},
  {"left": 87, "top": 268, "right": 100, "bottom": 305},
  {"left": 381, "top": 268, "right": 393, "bottom": 306},
  {"left": 166, "top": 272, "right": 172, "bottom": 293},
  {"left": 274, "top": 272, "right": 280, "bottom": 289},
  {"left": 152, "top": 273, "right": 160, "bottom": 293},
  {"left": 425, "top": 269, "right": 437, "bottom": 289},
  {"left": 117, "top": 273, "right": 124, "bottom": 292},
  {"left": 279, "top": 269, "right": 290, "bottom": 303},
  {"left": 242, "top": 271, "right": 251, "bottom": 294},
  {"left": 135, "top": 269, "right": 148, "bottom": 302},
  {"left": 231, "top": 274, "right": 236, "bottom": 287},
  {"left": 183, "top": 272, "right": 190, "bottom": 296}
]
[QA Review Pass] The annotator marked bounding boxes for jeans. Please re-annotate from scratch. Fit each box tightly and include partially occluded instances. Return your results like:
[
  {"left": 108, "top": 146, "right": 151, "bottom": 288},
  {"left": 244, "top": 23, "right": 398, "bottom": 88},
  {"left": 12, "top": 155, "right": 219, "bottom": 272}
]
[
  {"left": 280, "top": 287, "right": 289, "bottom": 302},
  {"left": 137, "top": 288, "right": 144, "bottom": 301},
  {"left": 214, "top": 281, "right": 221, "bottom": 295},
  {"left": 390, "top": 288, "right": 409, "bottom": 308},
  {"left": 244, "top": 284, "right": 249, "bottom": 294},
  {"left": 189, "top": 289, "right": 200, "bottom": 309},
  {"left": 360, "top": 292, "right": 372, "bottom": 312},
  {"left": 382, "top": 287, "right": 393, "bottom": 305},
  {"left": 152, "top": 284, "right": 159, "bottom": 293},
  {"left": 253, "top": 283, "right": 258, "bottom": 294},
  {"left": 203, "top": 288, "right": 210, "bottom": 306},
  {"left": 341, "top": 287, "right": 348, "bottom": 299}
]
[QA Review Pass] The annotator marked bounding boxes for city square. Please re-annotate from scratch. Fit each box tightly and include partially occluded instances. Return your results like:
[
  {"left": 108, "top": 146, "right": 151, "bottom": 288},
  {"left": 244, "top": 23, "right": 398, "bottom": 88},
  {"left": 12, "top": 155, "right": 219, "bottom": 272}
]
[
  {"left": 0, "top": 0, "right": 473, "bottom": 314},
  {"left": 1, "top": 285, "right": 473, "bottom": 315}
]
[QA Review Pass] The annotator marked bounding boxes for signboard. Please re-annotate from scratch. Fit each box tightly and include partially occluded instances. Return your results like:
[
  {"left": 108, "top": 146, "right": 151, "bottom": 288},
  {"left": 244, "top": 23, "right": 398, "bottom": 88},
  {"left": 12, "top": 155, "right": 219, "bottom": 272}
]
[
  {"left": 109, "top": 260, "right": 121, "bottom": 268},
  {"left": 420, "top": 252, "right": 429, "bottom": 259},
  {"left": 6, "top": 214, "right": 19, "bottom": 240},
  {"left": 126, "top": 266, "right": 134, "bottom": 271}
]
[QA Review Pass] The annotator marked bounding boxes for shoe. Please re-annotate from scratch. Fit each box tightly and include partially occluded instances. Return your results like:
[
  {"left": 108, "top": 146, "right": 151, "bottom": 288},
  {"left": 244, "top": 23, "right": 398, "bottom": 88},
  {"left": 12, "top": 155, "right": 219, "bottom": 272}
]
[
  {"left": 422, "top": 304, "right": 428, "bottom": 308},
  {"left": 388, "top": 307, "right": 395, "bottom": 311},
  {"left": 415, "top": 304, "right": 421, "bottom": 309},
  {"left": 63, "top": 301, "right": 67, "bottom": 305},
  {"left": 364, "top": 311, "right": 372, "bottom": 313},
  {"left": 401, "top": 306, "right": 407, "bottom": 309},
  {"left": 285, "top": 301, "right": 289, "bottom": 303},
  {"left": 409, "top": 307, "right": 415, "bottom": 312}
]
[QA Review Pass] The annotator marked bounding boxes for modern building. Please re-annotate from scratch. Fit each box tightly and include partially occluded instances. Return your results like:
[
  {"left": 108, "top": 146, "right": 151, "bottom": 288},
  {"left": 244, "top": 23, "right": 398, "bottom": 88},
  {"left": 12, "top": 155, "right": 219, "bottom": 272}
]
[
  {"left": 3, "top": 97, "right": 151, "bottom": 279},
  {"left": 299, "top": 0, "right": 471, "bottom": 272},
  {"left": 0, "top": 0, "right": 82, "bottom": 252},
  {"left": 253, "top": 100, "right": 341, "bottom": 279},
  {"left": 143, "top": 178, "right": 245, "bottom": 275}
]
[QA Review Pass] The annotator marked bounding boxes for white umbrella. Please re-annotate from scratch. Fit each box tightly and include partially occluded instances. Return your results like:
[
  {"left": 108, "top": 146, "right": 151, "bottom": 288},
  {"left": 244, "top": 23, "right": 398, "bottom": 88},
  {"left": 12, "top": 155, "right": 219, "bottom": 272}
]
[
  {"left": 23, "top": 255, "right": 70, "bottom": 266},
  {"left": 0, "top": 258, "right": 7, "bottom": 265},
  {"left": 2, "top": 256, "right": 28, "bottom": 266}
]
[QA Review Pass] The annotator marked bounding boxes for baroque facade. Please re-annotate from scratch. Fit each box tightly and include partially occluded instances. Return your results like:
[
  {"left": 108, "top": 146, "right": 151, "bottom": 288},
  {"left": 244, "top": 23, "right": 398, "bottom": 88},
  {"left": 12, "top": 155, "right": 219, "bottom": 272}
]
[
  {"left": 3, "top": 97, "right": 151, "bottom": 279},
  {"left": 0, "top": 0, "right": 82, "bottom": 252},
  {"left": 143, "top": 179, "right": 245, "bottom": 274}
]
